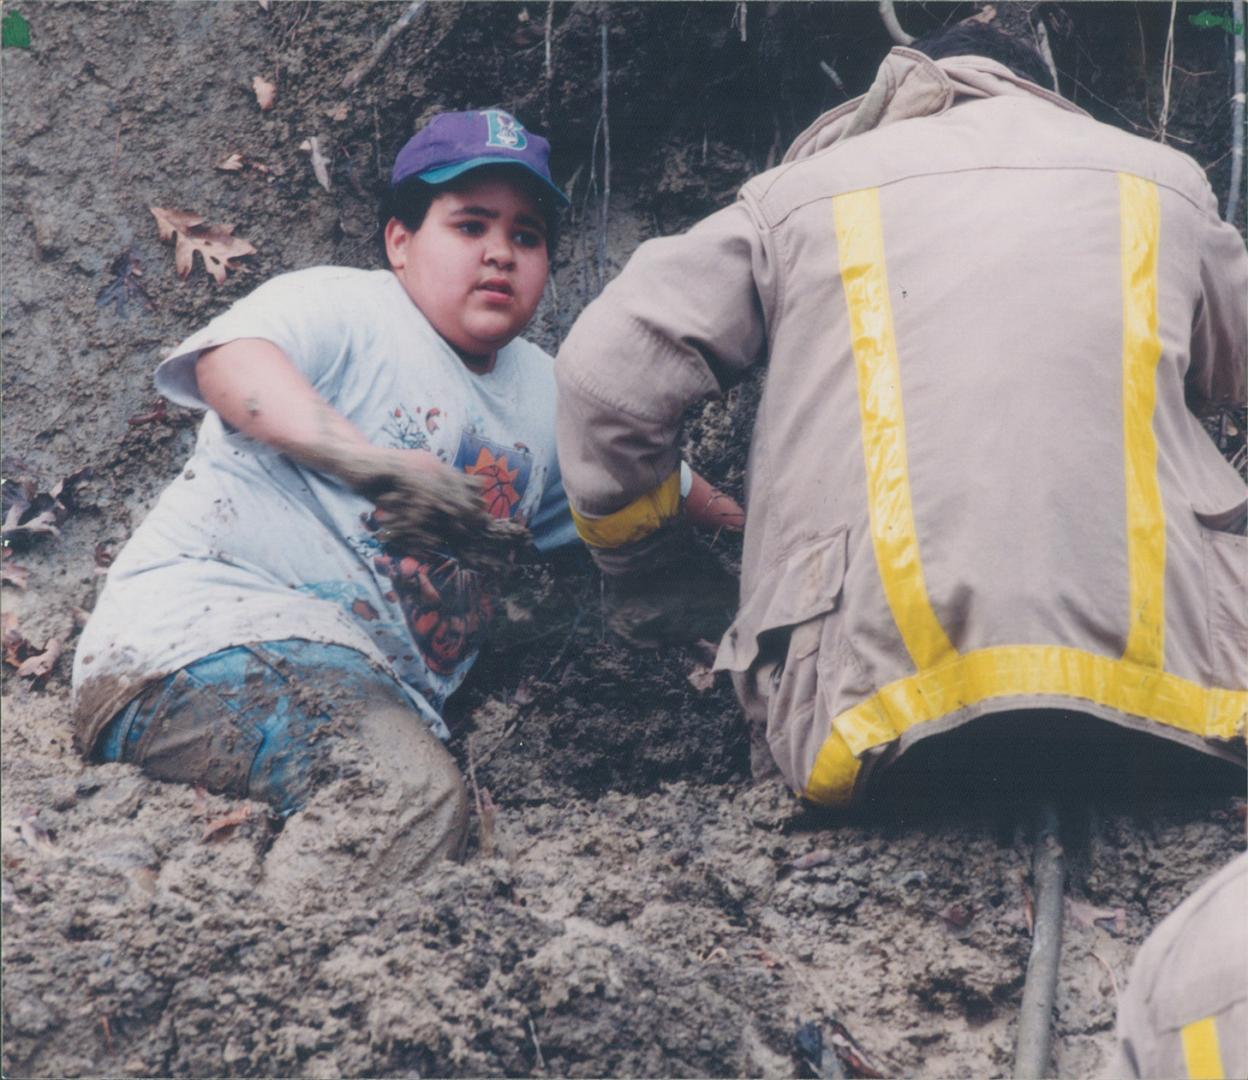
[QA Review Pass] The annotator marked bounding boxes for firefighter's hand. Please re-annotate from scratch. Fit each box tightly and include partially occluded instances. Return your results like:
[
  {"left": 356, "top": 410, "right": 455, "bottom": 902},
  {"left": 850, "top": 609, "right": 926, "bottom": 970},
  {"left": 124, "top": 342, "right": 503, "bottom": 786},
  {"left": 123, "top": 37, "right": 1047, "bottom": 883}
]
[{"left": 604, "top": 550, "right": 738, "bottom": 648}]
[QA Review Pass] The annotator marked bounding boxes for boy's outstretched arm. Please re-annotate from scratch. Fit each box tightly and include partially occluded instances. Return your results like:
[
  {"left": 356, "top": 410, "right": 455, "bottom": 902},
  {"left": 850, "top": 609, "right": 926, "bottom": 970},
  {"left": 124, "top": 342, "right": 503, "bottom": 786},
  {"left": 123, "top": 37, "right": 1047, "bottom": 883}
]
[
  {"left": 196, "top": 338, "right": 435, "bottom": 481},
  {"left": 197, "top": 339, "right": 525, "bottom": 569}
]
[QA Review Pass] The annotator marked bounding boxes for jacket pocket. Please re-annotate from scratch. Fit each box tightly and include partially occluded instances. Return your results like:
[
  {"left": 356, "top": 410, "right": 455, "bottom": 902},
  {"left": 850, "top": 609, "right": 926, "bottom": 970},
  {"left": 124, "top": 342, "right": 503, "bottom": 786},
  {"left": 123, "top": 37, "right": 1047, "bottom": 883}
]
[
  {"left": 1196, "top": 503, "right": 1248, "bottom": 689},
  {"left": 715, "top": 530, "right": 848, "bottom": 790},
  {"left": 714, "top": 528, "right": 848, "bottom": 674}
]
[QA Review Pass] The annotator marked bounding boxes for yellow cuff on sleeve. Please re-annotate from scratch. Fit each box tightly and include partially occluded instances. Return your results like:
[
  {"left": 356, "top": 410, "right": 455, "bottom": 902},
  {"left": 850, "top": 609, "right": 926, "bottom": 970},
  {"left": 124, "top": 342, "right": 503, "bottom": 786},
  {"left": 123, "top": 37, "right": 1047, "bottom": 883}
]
[{"left": 570, "top": 470, "right": 682, "bottom": 549}]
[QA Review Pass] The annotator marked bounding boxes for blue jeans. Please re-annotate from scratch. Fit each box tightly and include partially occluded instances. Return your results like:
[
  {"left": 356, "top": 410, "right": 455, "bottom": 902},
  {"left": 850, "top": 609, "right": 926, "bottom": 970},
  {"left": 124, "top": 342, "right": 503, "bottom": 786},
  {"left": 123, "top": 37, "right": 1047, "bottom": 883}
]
[{"left": 95, "top": 640, "right": 415, "bottom": 816}]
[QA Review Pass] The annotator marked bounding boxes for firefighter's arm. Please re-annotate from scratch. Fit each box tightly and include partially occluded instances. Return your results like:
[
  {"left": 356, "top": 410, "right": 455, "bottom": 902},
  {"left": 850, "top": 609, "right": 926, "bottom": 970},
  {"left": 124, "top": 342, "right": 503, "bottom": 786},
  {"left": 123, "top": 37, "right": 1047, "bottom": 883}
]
[
  {"left": 555, "top": 198, "right": 771, "bottom": 570},
  {"left": 1187, "top": 213, "right": 1248, "bottom": 410}
]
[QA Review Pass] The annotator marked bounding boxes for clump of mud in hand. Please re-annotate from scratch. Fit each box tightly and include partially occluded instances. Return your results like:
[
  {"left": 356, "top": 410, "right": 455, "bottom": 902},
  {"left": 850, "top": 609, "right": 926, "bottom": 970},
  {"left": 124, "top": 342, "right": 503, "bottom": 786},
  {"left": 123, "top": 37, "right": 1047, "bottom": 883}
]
[{"left": 341, "top": 455, "right": 529, "bottom": 573}]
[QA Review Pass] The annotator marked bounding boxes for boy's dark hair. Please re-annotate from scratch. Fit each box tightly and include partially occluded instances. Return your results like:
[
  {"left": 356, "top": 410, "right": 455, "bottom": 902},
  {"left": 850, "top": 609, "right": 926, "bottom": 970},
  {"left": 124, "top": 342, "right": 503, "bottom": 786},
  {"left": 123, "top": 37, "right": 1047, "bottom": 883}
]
[
  {"left": 910, "top": 22, "right": 1055, "bottom": 91},
  {"left": 377, "top": 166, "right": 561, "bottom": 265}
]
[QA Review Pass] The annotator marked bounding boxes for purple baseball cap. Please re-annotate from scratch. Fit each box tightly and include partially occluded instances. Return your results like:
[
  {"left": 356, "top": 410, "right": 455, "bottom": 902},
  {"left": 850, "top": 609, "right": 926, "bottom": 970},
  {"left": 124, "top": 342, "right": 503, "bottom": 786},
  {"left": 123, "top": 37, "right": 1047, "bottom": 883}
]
[{"left": 391, "top": 109, "right": 568, "bottom": 204}]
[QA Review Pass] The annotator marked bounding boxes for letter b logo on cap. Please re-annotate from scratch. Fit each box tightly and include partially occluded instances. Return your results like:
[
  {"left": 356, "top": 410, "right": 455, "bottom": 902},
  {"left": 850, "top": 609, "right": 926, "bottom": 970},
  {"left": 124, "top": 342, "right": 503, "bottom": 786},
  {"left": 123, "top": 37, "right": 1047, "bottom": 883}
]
[{"left": 483, "top": 110, "right": 528, "bottom": 151}]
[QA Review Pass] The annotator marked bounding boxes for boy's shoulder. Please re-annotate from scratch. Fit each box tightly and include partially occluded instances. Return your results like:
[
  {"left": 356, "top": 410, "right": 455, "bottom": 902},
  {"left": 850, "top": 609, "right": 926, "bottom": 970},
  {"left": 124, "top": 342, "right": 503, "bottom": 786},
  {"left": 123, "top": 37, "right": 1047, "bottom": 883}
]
[
  {"left": 502, "top": 334, "right": 555, "bottom": 369},
  {"left": 250, "top": 265, "right": 394, "bottom": 301}
]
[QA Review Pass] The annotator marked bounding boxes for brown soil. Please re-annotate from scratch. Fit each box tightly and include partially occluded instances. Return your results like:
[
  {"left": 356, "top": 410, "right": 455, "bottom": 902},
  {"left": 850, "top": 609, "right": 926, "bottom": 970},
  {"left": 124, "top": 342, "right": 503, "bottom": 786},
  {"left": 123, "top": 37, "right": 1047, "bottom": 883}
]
[{"left": 3, "top": 4, "right": 1244, "bottom": 1078}]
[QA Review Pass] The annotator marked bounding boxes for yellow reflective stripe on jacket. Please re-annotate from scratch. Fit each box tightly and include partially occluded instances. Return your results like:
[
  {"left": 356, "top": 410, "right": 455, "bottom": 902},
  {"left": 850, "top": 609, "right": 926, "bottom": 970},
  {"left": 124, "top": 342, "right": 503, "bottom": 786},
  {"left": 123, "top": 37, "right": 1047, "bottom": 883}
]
[
  {"left": 833, "top": 187, "right": 957, "bottom": 671},
  {"left": 570, "top": 470, "right": 681, "bottom": 549},
  {"left": 804, "top": 645, "right": 1248, "bottom": 803},
  {"left": 1119, "top": 174, "right": 1166, "bottom": 669},
  {"left": 803, "top": 178, "right": 1244, "bottom": 807},
  {"left": 1181, "top": 1016, "right": 1225, "bottom": 1080}
]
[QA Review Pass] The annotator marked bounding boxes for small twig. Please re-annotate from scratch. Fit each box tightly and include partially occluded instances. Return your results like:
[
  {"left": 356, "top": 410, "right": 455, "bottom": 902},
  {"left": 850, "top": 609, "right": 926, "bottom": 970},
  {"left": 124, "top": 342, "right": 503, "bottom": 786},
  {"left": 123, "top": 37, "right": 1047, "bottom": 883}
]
[
  {"left": 1227, "top": 0, "right": 1245, "bottom": 222},
  {"left": 1033, "top": 19, "right": 1059, "bottom": 91},
  {"left": 342, "top": 1, "right": 426, "bottom": 92},
  {"left": 465, "top": 735, "right": 496, "bottom": 857},
  {"left": 878, "top": 0, "right": 915, "bottom": 45},
  {"left": 597, "top": 19, "right": 611, "bottom": 291},
  {"left": 1014, "top": 801, "right": 1065, "bottom": 1079},
  {"left": 733, "top": 0, "right": 748, "bottom": 43},
  {"left": 529, "top": 1017, "right": 546, "bottom": 1071},
  {"left": 475, "top": 721, "right": 519, "bottom": 769},
  {"left": 544, "top": 0, "right": 554, "bottom": 82},
  {"left": 539, "top": 605, "right": 584, "bottom": 682},
  {"left": 1090, "top": 949, "right": 1121, "bottom": 1007},
  {"left": 820, "top": 59, "right": 845, "bottom": 91},
  {"left": 1158, "top": 0, "right": 1178, "bottom": 143}
]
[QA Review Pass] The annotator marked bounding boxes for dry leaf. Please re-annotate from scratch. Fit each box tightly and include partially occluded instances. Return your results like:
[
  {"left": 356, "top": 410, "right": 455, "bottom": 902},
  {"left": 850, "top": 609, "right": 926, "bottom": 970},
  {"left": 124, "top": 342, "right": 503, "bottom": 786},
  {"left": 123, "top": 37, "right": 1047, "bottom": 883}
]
[
  {"left": 216, "top": 152, "right": 246, "bottom": 172},
  {"left": 17, "top": 637, "right": 62, "bottom": 681},
  {"left": 257, "top": 0, "right": 271, "bottom": 9},
  {"left": 201, "top": 804, "right": 252, "bottom": 843},
  {"left": 252, "top": 74, "right": 277, "bottom": 111},
  {"left": 299, "top": 137, "right": 332, "bottom": 192},
  {"left": 150, "top": 207, "right": 256, "bottom": 285},
  {"left": 935, "top": 902, "right": 974, "bottom": 930},
  {"left": 788, "top": 849, "right": 836, "bottom": 871},
  {"left": 128, "top": 399, "right": 168, "bottom": 426},
  {"left": 686, "top": 664, "right": 715, "bottom": 692},
  {"left": 327, "top": 103, "right": 349, "bottom": 123},
  {"left": 1, "top": 560, "right": 28, "bottom": 589},
  {"left": 478, "top": 787, "right": 497, "bottom": 858},
  {"left": 2, "top": 612, "right": 28, "bottom": 668},
  {"left": 16, "top": 815, "right": 57, "bottom": 857},
  {"left": 1068, "top": 898, "right": 1126, "bottom": 935}
]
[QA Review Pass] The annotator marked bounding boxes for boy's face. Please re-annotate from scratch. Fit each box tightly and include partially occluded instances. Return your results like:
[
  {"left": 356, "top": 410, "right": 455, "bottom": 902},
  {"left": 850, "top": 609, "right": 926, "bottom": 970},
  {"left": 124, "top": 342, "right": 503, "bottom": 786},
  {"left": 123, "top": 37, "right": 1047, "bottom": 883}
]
[{"left": 385, "top": 173, "right": 549, "bottom": 365}]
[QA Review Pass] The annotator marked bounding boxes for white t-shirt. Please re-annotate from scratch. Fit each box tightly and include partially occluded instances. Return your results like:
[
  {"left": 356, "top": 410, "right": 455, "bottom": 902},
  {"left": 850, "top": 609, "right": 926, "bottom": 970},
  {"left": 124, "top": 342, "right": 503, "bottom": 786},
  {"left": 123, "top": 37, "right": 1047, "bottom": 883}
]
[{"left": 72, "top": 267, "right": 577, "bottom": 739}]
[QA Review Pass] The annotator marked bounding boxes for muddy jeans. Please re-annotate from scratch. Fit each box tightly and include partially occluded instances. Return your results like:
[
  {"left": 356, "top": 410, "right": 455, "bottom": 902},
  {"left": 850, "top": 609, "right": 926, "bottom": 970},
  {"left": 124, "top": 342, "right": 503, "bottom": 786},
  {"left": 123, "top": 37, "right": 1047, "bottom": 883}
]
[{"left": 94, "top": 640, "right": 468, "bottom": 897}]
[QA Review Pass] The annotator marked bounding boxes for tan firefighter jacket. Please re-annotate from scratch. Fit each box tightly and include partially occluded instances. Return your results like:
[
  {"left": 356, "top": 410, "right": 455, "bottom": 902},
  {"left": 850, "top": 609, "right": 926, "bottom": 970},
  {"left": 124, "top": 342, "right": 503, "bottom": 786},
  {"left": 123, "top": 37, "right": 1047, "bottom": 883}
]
[{"left": 554, "top": 49, "right": 1248, "bottom": 805}]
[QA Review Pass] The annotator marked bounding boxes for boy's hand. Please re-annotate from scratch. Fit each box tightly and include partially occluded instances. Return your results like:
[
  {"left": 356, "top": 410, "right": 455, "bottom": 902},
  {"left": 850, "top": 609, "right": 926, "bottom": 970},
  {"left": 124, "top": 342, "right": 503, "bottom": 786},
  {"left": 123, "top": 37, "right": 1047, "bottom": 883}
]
[{"left": 347, "top": 447, "right": 529, "bottom": 573}]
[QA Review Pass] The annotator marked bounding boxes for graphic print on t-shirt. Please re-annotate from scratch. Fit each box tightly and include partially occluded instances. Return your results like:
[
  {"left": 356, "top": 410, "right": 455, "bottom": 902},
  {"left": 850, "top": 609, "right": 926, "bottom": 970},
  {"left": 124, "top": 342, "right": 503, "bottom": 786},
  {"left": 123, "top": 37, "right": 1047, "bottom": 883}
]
[
  {"left": 453, "top": 430, "right": 532, "bottom": 519},
  {"left": 362, "top": 422, "right": 536, "bottom": 680}
]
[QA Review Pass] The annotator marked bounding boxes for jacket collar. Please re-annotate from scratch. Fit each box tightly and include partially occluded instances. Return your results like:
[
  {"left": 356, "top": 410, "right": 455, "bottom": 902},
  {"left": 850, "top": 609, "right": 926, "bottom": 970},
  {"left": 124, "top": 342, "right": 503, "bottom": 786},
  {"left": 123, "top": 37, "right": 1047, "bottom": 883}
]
[{"left": 782, "top": 47, "right": 1089, "bottom": 164}]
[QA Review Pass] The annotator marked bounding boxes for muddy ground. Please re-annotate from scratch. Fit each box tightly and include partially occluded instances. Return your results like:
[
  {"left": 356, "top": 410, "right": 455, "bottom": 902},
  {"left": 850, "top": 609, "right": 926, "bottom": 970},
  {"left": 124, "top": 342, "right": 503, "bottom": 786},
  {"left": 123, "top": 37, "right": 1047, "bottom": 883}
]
[{"left": 2, "top": 3, "right": 1245, "bottom": 1078}]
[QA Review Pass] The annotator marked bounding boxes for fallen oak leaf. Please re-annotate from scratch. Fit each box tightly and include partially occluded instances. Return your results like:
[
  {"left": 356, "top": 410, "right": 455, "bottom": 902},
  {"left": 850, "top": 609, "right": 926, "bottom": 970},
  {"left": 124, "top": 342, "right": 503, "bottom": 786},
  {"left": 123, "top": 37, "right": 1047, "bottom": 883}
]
[
  {"left": 252, "top": 74, "right": 277, "bottom": 111},
  {"left": 201, "top": 804, "right": 252, "bottom": 843},
  {"left": 150, "top": 207, "right": 256, "bottom": 285},
  {"left": 2, "top": 504, "right": 59, "bottom": 543},
  {"left": 17, "top": 637, "right": 62, "bottom": 681}
]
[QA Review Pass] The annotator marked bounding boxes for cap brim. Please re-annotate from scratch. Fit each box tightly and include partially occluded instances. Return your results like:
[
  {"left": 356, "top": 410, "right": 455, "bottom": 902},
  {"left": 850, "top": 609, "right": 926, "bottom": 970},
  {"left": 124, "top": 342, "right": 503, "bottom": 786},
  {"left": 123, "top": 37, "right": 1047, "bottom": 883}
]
[{"left": 418, "top": 157, "right": 570, "bottom": 205}]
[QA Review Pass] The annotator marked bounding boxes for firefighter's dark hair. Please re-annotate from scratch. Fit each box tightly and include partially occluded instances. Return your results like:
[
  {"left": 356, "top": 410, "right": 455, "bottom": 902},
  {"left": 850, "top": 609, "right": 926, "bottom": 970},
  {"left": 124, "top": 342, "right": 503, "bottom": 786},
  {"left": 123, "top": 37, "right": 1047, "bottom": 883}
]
[{"left": 910, "top": 22, "right": 1055, "bottom": 91}]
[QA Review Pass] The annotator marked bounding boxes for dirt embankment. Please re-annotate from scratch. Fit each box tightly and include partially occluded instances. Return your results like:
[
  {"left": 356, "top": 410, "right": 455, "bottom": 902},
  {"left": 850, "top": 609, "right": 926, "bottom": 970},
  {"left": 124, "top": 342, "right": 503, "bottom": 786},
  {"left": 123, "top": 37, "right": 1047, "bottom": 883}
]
[{"left": 3, "top": 4, "right": 1244, "bottom": 1078}]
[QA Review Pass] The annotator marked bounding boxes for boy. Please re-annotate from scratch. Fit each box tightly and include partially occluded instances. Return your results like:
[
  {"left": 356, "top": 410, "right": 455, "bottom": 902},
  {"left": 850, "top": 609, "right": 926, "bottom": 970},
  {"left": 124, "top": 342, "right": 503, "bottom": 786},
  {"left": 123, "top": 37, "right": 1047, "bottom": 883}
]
[{"left": 72, "top": 110, "right": 741, "bottom": 903}]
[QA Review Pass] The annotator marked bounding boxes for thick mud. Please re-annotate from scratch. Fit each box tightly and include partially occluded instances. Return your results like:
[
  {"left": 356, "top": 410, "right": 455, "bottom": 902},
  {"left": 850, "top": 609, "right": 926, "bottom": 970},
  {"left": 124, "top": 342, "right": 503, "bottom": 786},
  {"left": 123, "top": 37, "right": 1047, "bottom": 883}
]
[{"left": 3, "top": 3, "right": 1244, "bottom": 1078}]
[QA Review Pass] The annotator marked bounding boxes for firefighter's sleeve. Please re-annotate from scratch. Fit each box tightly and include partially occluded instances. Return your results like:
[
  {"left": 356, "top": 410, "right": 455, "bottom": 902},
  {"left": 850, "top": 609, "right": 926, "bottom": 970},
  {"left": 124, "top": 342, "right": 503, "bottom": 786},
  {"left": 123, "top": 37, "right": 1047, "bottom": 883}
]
[
  {"left": 554, "top": 198, "right": 774, "bottom": 569},
  {"left": 1187, "top": 211, "right": 1248, "bottom": 411}
]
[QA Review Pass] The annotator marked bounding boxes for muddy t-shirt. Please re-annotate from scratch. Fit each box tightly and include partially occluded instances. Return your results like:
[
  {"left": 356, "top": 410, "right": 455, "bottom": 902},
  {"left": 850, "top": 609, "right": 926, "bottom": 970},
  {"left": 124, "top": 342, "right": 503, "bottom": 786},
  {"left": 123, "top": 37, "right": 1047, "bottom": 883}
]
[{"left": 72, "top": 266, "right": 577, "bottom": 741}]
